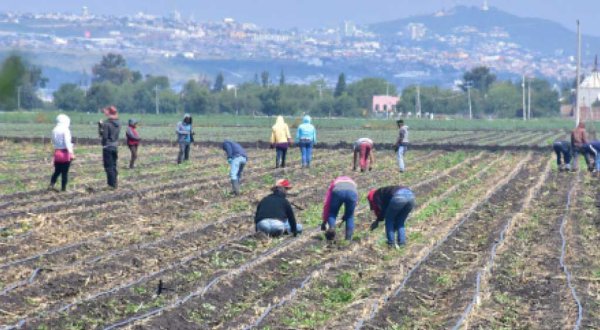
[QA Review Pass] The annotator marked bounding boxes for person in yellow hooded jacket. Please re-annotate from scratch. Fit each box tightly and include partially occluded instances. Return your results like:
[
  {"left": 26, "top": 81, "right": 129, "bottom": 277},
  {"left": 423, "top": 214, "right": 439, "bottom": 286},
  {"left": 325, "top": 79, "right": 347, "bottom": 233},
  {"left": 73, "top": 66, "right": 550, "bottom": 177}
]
[{"left": 270, "top": 116, "right": 292, "bottom": 168}]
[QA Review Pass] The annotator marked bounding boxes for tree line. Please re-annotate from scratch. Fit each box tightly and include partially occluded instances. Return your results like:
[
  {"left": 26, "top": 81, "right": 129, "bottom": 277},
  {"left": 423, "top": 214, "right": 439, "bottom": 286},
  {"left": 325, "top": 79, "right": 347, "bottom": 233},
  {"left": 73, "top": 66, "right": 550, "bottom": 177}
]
[{"left": 0, "top": 53, "right": 566, "bottom": 118}]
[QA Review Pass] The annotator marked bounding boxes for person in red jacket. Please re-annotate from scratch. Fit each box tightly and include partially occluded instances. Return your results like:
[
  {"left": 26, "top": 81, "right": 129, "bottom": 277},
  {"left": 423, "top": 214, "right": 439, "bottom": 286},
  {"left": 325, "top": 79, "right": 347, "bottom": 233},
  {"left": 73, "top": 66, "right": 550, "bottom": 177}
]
[
  {"left": 126, "top": 119, "right": 140, "bottom": 169},
  {"left": 368, "top": 185, "right": 415, "bottom": 249}
]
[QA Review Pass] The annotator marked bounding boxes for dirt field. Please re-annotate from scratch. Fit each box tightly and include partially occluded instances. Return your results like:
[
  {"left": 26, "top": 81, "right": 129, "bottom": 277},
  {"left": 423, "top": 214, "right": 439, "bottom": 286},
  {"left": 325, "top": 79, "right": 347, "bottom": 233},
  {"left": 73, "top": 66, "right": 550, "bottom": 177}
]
[{"left": 0, "top": 140, "right": 598, "bottom": 330}]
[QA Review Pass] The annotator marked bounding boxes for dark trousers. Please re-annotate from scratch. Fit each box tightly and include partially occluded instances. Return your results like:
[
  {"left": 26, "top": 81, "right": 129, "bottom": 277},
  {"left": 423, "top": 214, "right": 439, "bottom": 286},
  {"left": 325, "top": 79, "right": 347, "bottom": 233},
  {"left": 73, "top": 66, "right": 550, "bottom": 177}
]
[
  {"left": 128, "top": 145, "right": 138, "bottom": 169},
  {"left": 553, "top": 142, "right": 571, "bottom": 167},
  {"left": 50, "top": 162, "right": 71, "bottom": 191},
  {"left": 103, "top": 148, "right": 118, "bottom": 188},
  {"left": 276, "top": 146, "right": 288, "bottom": 168},
  {"left": 178, "top": 142, "right": 191, "bottom": 164}
]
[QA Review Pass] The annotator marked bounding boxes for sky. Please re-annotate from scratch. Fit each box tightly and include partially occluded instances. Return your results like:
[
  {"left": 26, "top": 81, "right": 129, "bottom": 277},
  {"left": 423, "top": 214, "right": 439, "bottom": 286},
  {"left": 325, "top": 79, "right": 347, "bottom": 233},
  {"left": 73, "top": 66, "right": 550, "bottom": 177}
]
[{"left": 1, "top": 0, "right": 598, "bottom": 35}]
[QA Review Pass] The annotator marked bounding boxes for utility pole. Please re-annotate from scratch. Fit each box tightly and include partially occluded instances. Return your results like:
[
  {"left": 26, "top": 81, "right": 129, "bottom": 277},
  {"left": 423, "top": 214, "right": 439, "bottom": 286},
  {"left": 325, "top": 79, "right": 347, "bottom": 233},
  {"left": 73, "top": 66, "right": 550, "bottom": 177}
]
[
  {"left": 234, "top": 86, "right": 238, "bottom": 116},
  {"left": 527, "top": 78, "right": 532, "bottom": 120},
  {"left": 466, "top": 82, "right": 473, "bottom": 119},
  {"left": 575, "top": 20, "right": 582, "bottom": 127},
  {"left": 415, "top": 85, "right": 422, "bottom": 118},
  {"left": 17, "top": 85, "right": 21, "bottom": 110},
  {"left": 154, "top": 85, "right": 160, "bottom": 115},
  {"left": 522, "top": 75, "right": 526, "bottom": 121}
]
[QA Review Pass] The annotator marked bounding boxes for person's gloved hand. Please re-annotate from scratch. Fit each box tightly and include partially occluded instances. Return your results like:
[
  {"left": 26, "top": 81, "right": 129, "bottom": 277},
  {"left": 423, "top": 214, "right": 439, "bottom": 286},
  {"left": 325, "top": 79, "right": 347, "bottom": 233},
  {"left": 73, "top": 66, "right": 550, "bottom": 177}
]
[
  {"left": 370, "top": 221, "right": 379, "bottom": 231},
  {"left": 227, "top": 158, "right": 232, "bottom": 164},
  {"left": 320, "top": 223, "right": 327, "bottom": 231}
]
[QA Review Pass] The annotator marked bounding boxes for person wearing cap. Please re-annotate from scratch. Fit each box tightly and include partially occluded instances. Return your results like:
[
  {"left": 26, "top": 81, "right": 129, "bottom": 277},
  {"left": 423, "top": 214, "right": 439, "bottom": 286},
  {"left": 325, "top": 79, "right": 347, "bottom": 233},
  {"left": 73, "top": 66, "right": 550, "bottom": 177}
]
[
  {"left": 49, "top": 114, "right": 75, "bottom": 192},
  {"left": 394, "top": 120, "right": 409, "bottom": 172},
  {"left": 98, "top": 106, "right": 121, "bottom": 188},
  {"left": 176, "top": 114, "right": 193, "bottom": 164},
  {"left": 321, "top": 176, "right": 358, "bottom": 241},
  {"left": 254, "top": 179, "right": 302, "bottom": 237},
  {"left": 296, "top": 115, "right": 317, "bottom": 168},
  {"left": 271, "top": 116, "right": 292, "bottom": 168},
  {"left": 552, "top": 140, "right": 571, "bottom": 172},
  {"left": 367, "top": 185, "right": 415, "bottom": 249},
  {"left": 222, "top": 139, "right": 248, "bottom": 195},
  {"left": 126, "top": 119, "right": 140, "bottom": 169},
  {"left": 571, "top": 122, "right": 592, "bottom": 172},
  {"left": 353, "top": 137, "right": 375, "bottom": 172}
]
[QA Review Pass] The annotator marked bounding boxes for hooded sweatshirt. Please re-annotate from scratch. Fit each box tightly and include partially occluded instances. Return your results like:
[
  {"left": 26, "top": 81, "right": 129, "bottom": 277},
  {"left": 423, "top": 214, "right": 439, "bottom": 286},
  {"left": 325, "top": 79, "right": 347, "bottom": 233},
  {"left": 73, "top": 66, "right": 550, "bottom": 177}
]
[
  {"left": 296, "top": 115, "right": 317, "bottom": 143},
  {"left": 270, "top": 116, "right": 291, "bottom": 145},
  {"left": 397, "top": 125, "right": 409, "bottom": 145},
  {"left": 571, "top": 122, "right": 588, "bottom": 147},
  {"left": 222, "top": 140, "right": 247, "bottom": 159},
  {"left": 52, "top": 114, "right": 74, "bottom": 154},
  {"left": 176, "top": 114, "right": 193, "bottom": 143},
  {"left": 368, "top": 186, "right": 409, "bottom": 222},
  {"left": 99, "top": 119, "right": 121, "bottom": 149},
  {"left": 126, "top": 119, "right": 140, "bottom": 146}
]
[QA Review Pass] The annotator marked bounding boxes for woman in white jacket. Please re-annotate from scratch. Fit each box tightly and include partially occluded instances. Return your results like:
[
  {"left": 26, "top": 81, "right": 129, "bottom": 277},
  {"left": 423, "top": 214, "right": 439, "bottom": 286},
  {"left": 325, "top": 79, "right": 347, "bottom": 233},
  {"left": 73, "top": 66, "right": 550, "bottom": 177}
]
[{"left": 49, "top": 114, "right": 75, "bottom": 191}]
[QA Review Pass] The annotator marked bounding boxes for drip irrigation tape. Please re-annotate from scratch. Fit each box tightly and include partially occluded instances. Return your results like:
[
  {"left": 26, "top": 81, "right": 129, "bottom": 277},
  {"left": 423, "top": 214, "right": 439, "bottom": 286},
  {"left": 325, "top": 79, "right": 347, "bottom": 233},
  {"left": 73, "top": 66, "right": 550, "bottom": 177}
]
[
  {"left": 0, "top": 268, "right": 43, "bottom": 296},
  {"left": 559, "top": 177, "right": 583, "bottom": 330},
  {"left": 354, "top": 154, "right": 530, "bottom": 330}
]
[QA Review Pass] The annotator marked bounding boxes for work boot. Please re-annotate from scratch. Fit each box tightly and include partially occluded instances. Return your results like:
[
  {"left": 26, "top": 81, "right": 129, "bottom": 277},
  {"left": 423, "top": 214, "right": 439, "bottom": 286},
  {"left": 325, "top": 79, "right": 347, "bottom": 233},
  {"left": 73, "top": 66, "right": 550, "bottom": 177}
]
[{"left": 231, "top": 179, "right": 240, "bottom": 196}]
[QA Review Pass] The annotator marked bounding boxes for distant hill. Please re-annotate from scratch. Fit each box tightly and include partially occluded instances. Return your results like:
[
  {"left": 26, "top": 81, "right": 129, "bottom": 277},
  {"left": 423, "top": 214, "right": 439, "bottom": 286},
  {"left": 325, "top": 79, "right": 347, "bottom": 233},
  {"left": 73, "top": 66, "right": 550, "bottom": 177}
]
[{"left": 371, "top": 6, "right": 600, "bottom": 57}]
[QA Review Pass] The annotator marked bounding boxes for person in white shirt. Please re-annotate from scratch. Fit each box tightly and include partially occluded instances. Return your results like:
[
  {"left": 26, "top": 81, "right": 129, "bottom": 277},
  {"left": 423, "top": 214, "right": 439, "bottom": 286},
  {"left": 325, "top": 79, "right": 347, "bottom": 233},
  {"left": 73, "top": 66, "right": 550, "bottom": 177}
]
[{"left": 49, "top": 114, "right": 75, "bottom": 192}]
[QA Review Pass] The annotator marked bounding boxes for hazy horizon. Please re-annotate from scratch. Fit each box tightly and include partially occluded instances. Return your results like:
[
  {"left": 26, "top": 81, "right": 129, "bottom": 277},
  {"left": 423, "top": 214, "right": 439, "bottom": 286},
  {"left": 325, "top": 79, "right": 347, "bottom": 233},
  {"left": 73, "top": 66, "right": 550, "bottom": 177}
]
[{"left": 0, "top": 0, "right": 598, "bottom": 36}]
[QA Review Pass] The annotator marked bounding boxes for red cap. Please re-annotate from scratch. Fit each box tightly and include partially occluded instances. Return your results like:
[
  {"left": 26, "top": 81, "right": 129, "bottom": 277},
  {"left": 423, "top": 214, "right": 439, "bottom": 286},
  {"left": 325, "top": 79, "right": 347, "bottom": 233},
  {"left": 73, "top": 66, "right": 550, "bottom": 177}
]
[
  {"left": 275, "top": 179, "right": 292, "bottom": 189},
  {"left": 103, "top": 106, "right": 118, "bottom": 119}
]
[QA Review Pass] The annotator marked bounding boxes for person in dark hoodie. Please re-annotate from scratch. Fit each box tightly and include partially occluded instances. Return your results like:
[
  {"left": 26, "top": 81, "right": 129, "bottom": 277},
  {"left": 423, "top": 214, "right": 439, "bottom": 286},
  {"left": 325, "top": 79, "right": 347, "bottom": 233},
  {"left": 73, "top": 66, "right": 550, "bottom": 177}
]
[
  {"left": 98, "top": 106, "right": 121, "bottom": 188},
  {"left": 367, "top": 185, "right": 415, "bottom": 249},
  {"left": 222, "top": 139, "right": 248, "bottom": 195},
  {"left": 254, "top": 179, "right": 302, "bottom": 237},
  {"left": 126, "top": 119, "right": 140, "bottom": 169}
]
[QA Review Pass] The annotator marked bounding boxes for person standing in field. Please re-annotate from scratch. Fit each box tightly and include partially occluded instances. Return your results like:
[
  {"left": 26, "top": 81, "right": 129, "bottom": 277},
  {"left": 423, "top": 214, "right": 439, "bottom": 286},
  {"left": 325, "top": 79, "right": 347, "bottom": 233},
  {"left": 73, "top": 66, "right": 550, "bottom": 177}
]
[
  {"left": 49, "top": 114, "right": 75, "bottom": 192},
  {"left": 368, "top": 185, "right": 416, "bottom": 249},
  {"left": 571, "top": 122, "right": 592, "bottom": 172},
  {"left": 271, "top": 115, "right": 292, "bottom": 168},
  {"left": 126, "top": 119, "right": 140, "bottom": 169},
  {"left": 321, "top": 176, "right": 358, "bottom": 241},
  {"left": 552, "top": 140, "right": 572, "bottom": 172},
  {"left": 296, "top": 115, "right": 316, "bottom": 168},
  {"left": 353, "top": 137, "right": 375, "bottom": 172},
  {"left": 395, "top": 120, "right": 409, "bottom": 172},
  {"left": 254, "top": 179, "right": 302, "bottom": 237},
  {"left": 98, "top": 106, "right": 121, "bottom": 189},
  {"left": 176, "top": 114, "right": 193, "bottom": 164},
  {"left": 222, "top": 139, "right": 248, "bottom": 196}
]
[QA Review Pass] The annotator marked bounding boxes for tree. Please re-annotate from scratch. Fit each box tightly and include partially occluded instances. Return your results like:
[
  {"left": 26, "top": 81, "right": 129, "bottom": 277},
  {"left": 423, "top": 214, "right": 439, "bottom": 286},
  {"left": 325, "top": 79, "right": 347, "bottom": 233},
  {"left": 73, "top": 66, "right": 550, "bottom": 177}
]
[
  {"left": 181, "top": 79, "right": 215, "bottom": 114},
  {"left": 279, "top": 69, "right": 285, "bottom": 86},
  {"left": 213, "top": 72, "right": 225, "bottom": 93},
  {"left": 92, "top": 53, "right": 139, "bottom": 85},
  {"left": 333, "top": 94, "right": 359, "bottom": 117},
  {"left": 334, "top": 73, "right": 346, "bottom": 97},
  {"left": 259, "top": 88, "right": 280, "bottom": 115},
  {"left": 0, "top": 55, "right": 46, "bottom": 110},
  {"left": 54, "top": 83, "right": 86, "bottom": 111},
  {"left": 461, "top": 66, "right": 496, "bottom": 93},
  {"left": 85, "top": 82, "right": 115, "bottom": 112},
  {"left": 253, "top": 73, "right": 260, "bottom": 85},
  {"left": 485, "top": 82, "right": 520, "bottom": 117},
  {"left": 261, "top": 71, "right": 270, "bottom": 88}
]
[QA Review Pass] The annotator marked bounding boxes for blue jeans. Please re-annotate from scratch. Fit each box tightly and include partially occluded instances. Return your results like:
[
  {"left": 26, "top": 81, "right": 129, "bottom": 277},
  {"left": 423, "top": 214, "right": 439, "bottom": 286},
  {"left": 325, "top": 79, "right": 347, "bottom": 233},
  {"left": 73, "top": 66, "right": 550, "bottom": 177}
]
[
  {"left": 397, "top": 145, "right": 407, "bottom": 171},
  {"left": 299, "top": 140, "right": 314, "bottom": 166},
  {"left": 595, "top": 153, "right": 600, "bottom": 172},
  {"left": 256, "top": 219, "right": 303, "bottom": 237},
  {"left": 230, "top": 156, "right": 247, "bottom": 181},
  {"left": 384, "top": 189, "right": 415, "bottom": 245},
  {"left": 327, "top": 189, "right": 358, "bottom": 240}
]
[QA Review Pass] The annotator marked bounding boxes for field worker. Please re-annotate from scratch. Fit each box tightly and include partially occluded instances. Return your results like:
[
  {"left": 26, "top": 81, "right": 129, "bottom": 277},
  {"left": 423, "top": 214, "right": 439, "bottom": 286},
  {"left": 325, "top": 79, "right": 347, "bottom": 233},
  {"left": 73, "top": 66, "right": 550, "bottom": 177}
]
[
  {"left": 270, "top": 115, "right": 292, "bottom": 168},
  {"left": 552, "top": 140, "right": 572, "bottom": 172},
  {"left": 98, "top": 106, "right": 121, "bottom": 189},
  {"left": 368, "top": 185, "right": 416, "bottom": 249},
  {"left": 571, "top": 122, "right": 592, "bottom": 172},
  {"left": 296, "top": 115, "right": 317, "bottom": 168},
  {"left": 353, "top": 137, "right": 375, "bottom": 172},
  {"left": 321, "top": 176, "right": 358, "bottom": 241},
  {"left": 222, "top": 139, "right": 248, "bottom": 195},
  {"left": 395, "top": 120, "right": 409, "bottom": 172},
  {"left": 49, "top": 114, "right": 75, "bottom": 192},
  {"left": 583, "top": 141, "right": 600, "bottom": 175},
  {"left": 254, "top": 179, "right": 302, "bottom": 237},
  {"left": 176, "top": 113, "right": 193, "bottom": 164},
  {"left": 126, "top": 119, "right": 140, "bottom": 169}
]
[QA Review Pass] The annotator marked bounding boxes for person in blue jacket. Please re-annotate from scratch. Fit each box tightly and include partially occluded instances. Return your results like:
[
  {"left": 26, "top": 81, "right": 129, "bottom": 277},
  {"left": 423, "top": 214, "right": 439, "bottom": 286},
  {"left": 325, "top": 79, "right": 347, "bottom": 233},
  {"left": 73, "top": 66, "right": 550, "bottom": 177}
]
[
  {"left": 583, "top": 141, "right": 600, "bottom": 175},
  {"left": 296, "top": 115, "right": 317, "bottom": 168},
  {"left": 222, "top": 139, "right": 248, "bottom": 195},
  {"left": 552, "top": 140, "right": 572, "bottom": 172}
]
